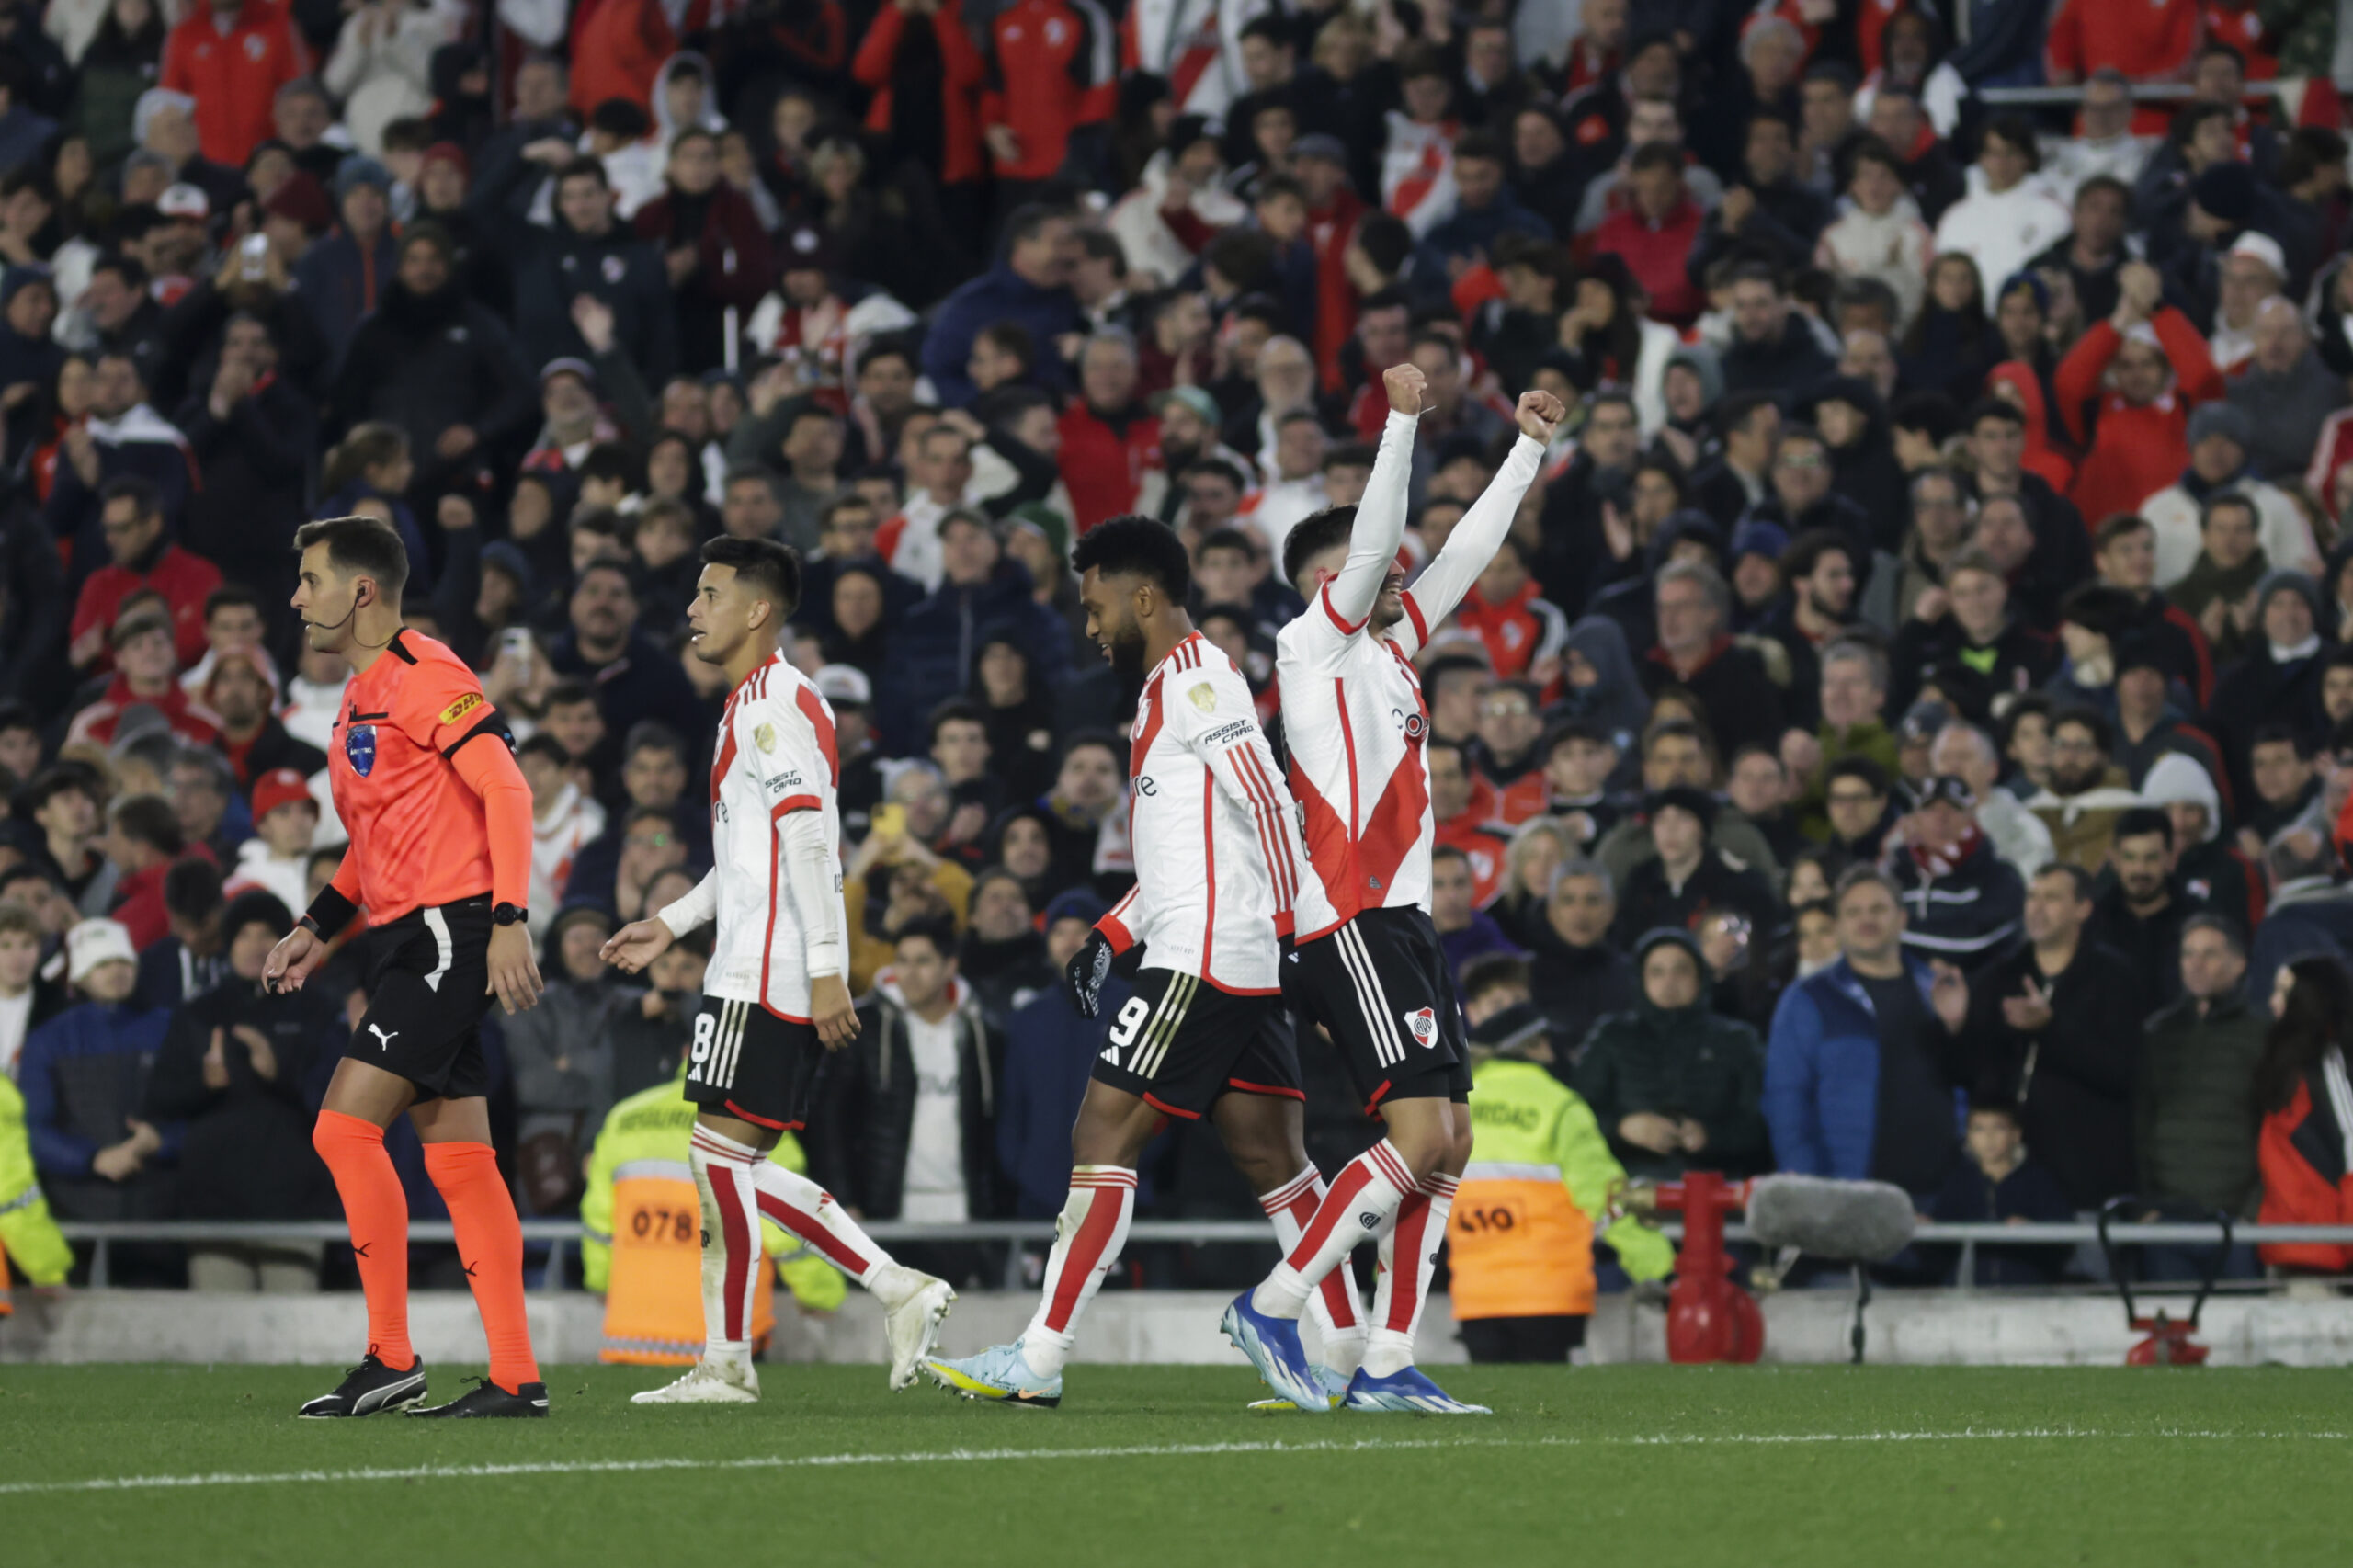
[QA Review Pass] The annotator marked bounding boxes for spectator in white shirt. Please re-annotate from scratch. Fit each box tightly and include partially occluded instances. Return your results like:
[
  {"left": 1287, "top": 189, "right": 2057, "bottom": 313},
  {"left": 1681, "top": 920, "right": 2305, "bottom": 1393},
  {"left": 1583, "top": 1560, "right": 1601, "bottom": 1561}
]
[
  {"left": 2209, "top": 233, "right": 2287, "bottom": 372},
  {"left": 222, "top": 768, "right": 320, "bottom": 917},
  {"left": 2040, "top": 69, "right": 2154, "bottom": 204},
  {"left": 1934, "top": 115, "right": 2073, "bottom": 314},
  {"left": 517, "top": 733, "right": 607, "bottom": 937}
]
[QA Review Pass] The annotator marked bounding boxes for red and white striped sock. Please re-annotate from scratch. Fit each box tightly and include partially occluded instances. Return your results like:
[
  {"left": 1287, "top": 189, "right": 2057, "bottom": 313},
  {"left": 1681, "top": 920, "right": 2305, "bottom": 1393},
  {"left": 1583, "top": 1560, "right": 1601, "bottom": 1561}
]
[
  {"left": 1365, "top": 1170, "right": 1458, "bottom": 1377},
  {"left": 1258, "top": 1165, "right": 1367, "bottom": 1377},
  {"left": 687, "top": 1125, "right": 765, "bottom": 1363},
  {"left": 741, "top": 1149, "right": 892, "bottom": 1290},
  {"left": 1021, "top": 1165, "right": 1136, "bottom": 1379},
  {"left": 1252, "top": 1140, "right": 1415, "bottom": 1320}
]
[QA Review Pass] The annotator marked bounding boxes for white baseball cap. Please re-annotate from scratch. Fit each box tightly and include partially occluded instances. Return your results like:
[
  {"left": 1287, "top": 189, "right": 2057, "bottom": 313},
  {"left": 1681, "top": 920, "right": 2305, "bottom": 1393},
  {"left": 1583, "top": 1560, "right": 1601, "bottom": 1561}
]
[
  {"left": 157, "top": 182, "right": 210, "bottom": 222},
  {"left": 813, "top": 665, "right": 871, "bottom": 707},
  {"left": 66, "top": 918, "right": 137, "bottom": 983},
  {"left": 2227, "top": 231, "right": 2287, "bottom": 280}
]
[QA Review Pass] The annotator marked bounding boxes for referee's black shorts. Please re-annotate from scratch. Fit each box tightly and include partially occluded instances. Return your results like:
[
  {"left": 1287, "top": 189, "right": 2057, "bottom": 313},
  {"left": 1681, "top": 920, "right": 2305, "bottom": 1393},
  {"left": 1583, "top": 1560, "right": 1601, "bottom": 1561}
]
[
  {"left": 345, "top": 896, "right": 494, "bottom": 1101},
  {"left": 1285, "top": 906, "right": 1470, "bottom": 1114}
]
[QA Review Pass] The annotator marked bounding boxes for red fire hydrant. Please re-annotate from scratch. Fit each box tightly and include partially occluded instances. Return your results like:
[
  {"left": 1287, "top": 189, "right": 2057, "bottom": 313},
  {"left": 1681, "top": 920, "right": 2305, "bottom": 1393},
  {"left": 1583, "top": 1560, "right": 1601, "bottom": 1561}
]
[
  {"left": 2125, "top": 1312, "right": 2211, "bottom": 1366},
  {"left": 1650, "top": 1171, "right": 1764, "bottom": 1364}
]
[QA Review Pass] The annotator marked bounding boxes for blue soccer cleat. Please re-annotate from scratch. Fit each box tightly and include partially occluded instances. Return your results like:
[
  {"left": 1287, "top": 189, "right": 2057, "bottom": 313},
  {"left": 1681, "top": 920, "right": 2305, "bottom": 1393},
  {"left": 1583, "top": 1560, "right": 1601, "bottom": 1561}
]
[
  {"left": 1247, "top": 1363, "right": 1352, "bottom": 1412},
  {"left": 1343, "top": 1365, "right": 1492, "bottom": 1415},
  {"left": 1221, "top": 1292, "right": 1330, "bottom": 1415},
  {"left": 923, "top": 1339, "right": 1063, "bottom": 1409}
]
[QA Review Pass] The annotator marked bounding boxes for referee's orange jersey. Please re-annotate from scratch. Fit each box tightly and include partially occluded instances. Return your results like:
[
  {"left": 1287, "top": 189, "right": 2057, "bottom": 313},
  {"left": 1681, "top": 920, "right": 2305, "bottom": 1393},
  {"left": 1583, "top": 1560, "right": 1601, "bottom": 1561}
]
[{"left": 324, "top": 631, "right": 514, "bottom": 923}]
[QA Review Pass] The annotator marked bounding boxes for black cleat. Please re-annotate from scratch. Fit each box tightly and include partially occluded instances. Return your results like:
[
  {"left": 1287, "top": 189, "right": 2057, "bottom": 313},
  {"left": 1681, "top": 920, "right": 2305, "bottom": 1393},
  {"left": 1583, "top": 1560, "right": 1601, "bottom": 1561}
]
[
  {"left": 299, "top": 1353, "right": 428, "bottom": 1418},
  {"left": 410, "top": 1377, "right": 549, "bottom": 1418}
]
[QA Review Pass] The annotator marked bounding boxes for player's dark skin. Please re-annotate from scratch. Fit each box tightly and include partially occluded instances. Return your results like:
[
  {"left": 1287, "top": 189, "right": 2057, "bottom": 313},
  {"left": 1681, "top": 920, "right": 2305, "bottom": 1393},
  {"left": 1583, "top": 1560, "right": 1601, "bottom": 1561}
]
[
  {"left": 264, "top": 540, "right": 545, "bottom": 1145},
  {"left": 1068, "top": 566, "right": 1313, "bottom": 1186},
  {"left": 598, "top": 560, "right": 855, "bottom": 1155}
]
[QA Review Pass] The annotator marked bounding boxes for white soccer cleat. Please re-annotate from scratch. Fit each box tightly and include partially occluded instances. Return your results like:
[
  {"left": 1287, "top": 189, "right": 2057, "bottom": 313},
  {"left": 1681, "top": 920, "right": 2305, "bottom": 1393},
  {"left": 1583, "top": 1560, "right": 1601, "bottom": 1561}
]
[
  {"left": 873, "top": 1265, "right": 958, "bottom": 1392},
  {"left": 631, "top": 1358, "right": 761, "bottom": 1404}
]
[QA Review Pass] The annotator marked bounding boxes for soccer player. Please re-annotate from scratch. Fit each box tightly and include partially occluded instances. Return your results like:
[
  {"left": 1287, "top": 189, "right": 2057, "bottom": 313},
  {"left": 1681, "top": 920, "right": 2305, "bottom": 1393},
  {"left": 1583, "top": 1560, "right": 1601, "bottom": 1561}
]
[
  {"left": 263, "top": 516, "right": 550, "bottom": 1418},
  {"left": 925, "top": 516, "right": 1326, "bottom": 1408},
  {"left": 1222, "top": 366, "right": 1563, "bottom": 1414},
  {"left": 599, "top": 537, "right": 956, "bottom": 1403}
]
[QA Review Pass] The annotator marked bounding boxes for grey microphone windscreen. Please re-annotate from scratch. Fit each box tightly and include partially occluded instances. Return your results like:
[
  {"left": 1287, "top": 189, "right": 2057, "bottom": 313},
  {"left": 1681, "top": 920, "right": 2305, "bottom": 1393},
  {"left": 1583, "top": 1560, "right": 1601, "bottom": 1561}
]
[{"left": 1745, "top": 1175, "right": 1916, "bottom": 1262}]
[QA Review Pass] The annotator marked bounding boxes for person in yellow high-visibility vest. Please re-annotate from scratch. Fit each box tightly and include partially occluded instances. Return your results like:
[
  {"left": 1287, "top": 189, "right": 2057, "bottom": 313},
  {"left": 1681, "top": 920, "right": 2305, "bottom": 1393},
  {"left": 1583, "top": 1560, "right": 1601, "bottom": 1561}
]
[
  {"left": 1, "top": 1071, "right": 73, "bottom": 1315},
  {"left": 1450, "top": 955, "right": 1674, "bottom": 1363},
  {"left": 582, "top": 1068, "right": 847, "bottom": 1365}
]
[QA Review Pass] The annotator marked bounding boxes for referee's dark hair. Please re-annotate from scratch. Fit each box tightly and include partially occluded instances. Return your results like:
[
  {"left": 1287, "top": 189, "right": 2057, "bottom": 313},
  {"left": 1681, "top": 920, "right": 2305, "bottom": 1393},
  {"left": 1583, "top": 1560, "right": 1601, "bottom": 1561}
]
[
  {"left": 1073, "top": 514, "right": 1190, "bottom": 603},
  {"left": 293, "top": 514, "right": 410, "bottom": 603},
  {"left": 701, "top": 535, "right": 802, "bottom": 623}
]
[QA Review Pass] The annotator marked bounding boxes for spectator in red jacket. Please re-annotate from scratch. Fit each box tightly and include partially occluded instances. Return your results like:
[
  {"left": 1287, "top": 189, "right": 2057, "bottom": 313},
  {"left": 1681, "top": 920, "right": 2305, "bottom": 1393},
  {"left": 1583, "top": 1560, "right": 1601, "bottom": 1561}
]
[
  {"left": 2056, "top": 260, "right": 2223, "bottom": 526},
  {"left": 567, "top": 0, "right": 673, "bottom": 119},
  {"left": 979, "top": 0, "right": 1118, "bottom": 211},
  {"left": 2045, "top": 0, "right": 2201, "bottom": 133},
  {"left": 633, "top": 128, "right": 775, "bottom": 376},
  {"left": 2254, "top": 956, "right": 2353, "bottom": 1274},
  {"left": 1056, "top": 331, "right": 1160, "bottom": 533},
  {"left": 1293, "top": 133, "right": 1367, "bottom": 393},
  {"left": 1589, "top": 142, "right": 1705, "bottom": 327},
  {"left": 64, "top": 610, "right": 222, "bottom": 750},
  {"left": 853, "top": 0, "right": 987, "bottom": 227},
  {"left": 67, "top": 477, "right": 222, "bottom": 675},
  {"left": 97, "top": 794, "right": 200, "bottom": 952},
  {"left": 1452, "top": 533, "right": 1569, "bottom": 683},
  {"left": 159, "top": 0, "right": 308, "bottom": 167}
]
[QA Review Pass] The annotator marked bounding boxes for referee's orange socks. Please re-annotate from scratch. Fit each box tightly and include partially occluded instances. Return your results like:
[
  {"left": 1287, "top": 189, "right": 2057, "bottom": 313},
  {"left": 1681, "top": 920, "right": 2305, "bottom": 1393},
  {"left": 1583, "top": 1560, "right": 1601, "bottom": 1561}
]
[
  {"left": 313, "top": 1109, "right": 415, "bottom": 1371},
  {"left": 423, "top": 1141, "right": 542, "bottom": 1393}
]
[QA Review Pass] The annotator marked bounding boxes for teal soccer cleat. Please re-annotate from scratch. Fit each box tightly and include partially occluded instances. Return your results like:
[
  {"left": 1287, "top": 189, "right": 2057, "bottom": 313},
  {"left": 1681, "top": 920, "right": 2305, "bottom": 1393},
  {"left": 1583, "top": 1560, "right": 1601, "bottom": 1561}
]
[{"left": 923, "top": 1339, "right": 1064, "bottom": 1409}]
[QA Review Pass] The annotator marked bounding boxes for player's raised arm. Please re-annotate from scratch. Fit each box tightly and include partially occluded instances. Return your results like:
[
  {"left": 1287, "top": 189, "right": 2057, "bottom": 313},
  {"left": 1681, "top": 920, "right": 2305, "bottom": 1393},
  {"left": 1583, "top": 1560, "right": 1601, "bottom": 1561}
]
[
  {"left": 1320, "top": 365, "right": 1424, "bottom": 633},
  {"left": 1397, "top": 390, "right": 1562, "bottom": 639}
]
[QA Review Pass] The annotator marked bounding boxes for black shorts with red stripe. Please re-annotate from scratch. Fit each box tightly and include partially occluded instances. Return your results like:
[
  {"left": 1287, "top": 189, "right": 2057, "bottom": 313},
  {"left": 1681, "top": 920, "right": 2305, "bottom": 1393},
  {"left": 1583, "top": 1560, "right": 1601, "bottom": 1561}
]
[
  {"left": 1285, "top": 906, "right": 1469, "bottom": 1113},
  {"left": 1089, "top": 966, "right": 1303, "bottom": 1119},
  {"left": 685, "top": 996, "right": 823, "bottom": 1131}
]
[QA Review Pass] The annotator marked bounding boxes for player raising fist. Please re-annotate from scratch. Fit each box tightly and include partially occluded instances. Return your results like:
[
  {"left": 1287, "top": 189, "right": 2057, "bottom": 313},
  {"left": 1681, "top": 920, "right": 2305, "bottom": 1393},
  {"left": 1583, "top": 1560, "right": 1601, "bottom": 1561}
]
[
  {"left": 600, "top": 537, "right": 955, "bottom": 1403},
  {"left": 1221, "top": 371, "right": 1563, "bottom": 1414}
]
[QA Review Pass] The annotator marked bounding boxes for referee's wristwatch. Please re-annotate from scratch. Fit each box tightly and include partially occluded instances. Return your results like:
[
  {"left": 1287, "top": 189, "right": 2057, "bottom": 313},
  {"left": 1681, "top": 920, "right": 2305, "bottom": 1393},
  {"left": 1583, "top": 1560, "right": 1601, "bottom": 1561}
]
[{"left": 493, "top": 903, "right": 529, "bottom": 928}]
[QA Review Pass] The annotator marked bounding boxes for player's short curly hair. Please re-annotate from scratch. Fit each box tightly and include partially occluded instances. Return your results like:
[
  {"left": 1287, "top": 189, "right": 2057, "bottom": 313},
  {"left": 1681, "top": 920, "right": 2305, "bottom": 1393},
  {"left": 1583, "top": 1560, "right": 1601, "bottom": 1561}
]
[{"left": 1073, "top": 515, "right": 1190, "bottom": 603}]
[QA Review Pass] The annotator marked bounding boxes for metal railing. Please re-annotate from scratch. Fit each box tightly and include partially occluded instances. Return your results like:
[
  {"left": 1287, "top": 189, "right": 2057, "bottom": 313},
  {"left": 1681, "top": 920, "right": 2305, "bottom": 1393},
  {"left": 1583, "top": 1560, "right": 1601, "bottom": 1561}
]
[
  {"left": 1976, "top": 83, "right": 2288, "bottom": 108},
  {"left": 48, "top": 1220, "right": 2353, "bottom": 1294}
]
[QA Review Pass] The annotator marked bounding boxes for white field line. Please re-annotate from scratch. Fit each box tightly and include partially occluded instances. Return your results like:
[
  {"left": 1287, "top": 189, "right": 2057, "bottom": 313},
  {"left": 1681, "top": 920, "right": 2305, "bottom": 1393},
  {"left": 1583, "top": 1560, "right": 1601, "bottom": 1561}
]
[{"left": 4, "top": 1426, "right": 2347, "bottom": 1497}]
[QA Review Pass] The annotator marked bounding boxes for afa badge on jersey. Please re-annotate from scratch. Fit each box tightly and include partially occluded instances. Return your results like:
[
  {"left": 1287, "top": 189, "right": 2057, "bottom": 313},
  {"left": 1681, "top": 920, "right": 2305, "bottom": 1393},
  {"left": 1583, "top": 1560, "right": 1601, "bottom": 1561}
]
[
  {"left": 1188, "top": 682, "right": 1218, "bottom": 714},
  {"left": 346, "top": 724, "right": 377, "bottom": 778},
  {"left": 755, "top": 722, "right": 778, "bottom": 753}
]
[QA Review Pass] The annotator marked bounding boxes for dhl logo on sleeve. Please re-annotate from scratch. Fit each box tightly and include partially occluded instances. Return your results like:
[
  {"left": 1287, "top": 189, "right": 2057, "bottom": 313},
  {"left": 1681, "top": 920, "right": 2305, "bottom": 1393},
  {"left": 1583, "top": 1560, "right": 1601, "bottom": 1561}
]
[{"left": 439, "top": 692, "right": 484, "bottom": 726}]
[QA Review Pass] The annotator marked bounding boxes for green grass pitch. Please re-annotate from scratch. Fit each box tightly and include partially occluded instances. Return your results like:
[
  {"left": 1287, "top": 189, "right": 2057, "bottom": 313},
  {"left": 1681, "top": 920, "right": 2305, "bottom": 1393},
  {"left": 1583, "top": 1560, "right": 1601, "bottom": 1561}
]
[{"left": 3, "top": 1363, "right": 2346, "bottom": 1567}]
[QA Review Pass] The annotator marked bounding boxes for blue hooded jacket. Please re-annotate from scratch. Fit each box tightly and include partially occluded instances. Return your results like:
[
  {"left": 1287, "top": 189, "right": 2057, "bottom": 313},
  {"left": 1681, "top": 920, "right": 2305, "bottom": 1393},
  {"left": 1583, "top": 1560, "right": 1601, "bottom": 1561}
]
[
  {"left": 18, "top": 1000, "right": 177, "bottom": 1176},
  {"left": 1763, "top": 954, "right": 1964, "bottom": 1180}
]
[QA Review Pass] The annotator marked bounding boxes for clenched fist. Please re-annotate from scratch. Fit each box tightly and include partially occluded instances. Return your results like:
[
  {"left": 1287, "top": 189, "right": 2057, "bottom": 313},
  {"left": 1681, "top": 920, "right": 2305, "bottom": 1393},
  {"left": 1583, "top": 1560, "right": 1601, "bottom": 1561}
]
[
  {"left": 1383, "top": 363, "right": 1426, "bottom": 416},
  {"left": 1516, "top": 389, "right": 1567, "bottom": 441}
]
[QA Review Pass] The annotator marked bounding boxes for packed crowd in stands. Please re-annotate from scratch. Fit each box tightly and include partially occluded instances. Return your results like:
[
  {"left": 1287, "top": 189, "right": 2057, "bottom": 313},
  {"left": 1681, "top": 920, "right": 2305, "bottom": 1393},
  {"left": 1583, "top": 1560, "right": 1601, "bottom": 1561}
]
[{"left": 3, "top": 0, "right": 2353, "bottom": 1302}]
